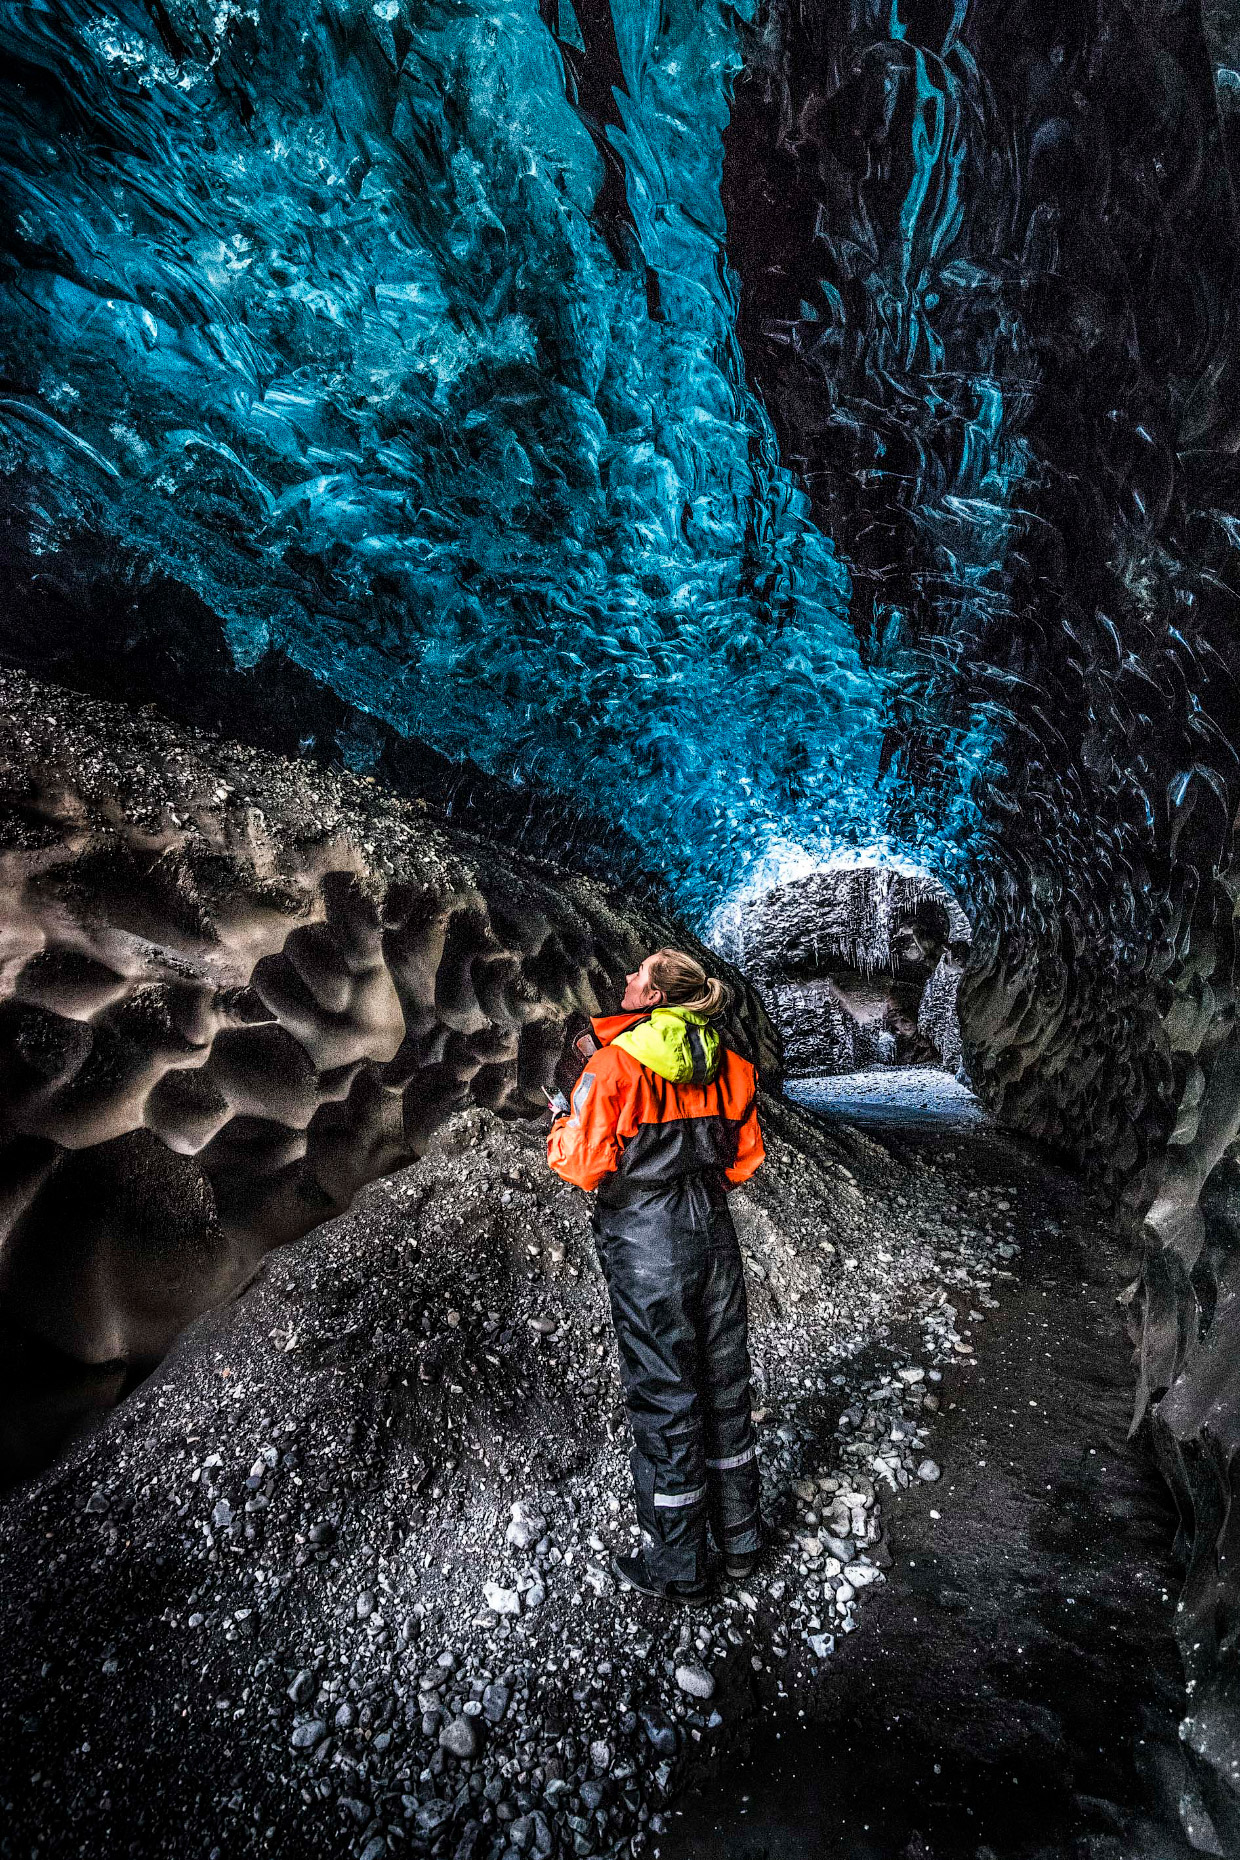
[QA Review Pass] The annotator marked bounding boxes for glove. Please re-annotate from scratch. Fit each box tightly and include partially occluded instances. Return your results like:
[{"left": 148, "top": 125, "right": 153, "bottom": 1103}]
[{"left": 545, "top": 1089, "right": 569, "bottom": 1120}]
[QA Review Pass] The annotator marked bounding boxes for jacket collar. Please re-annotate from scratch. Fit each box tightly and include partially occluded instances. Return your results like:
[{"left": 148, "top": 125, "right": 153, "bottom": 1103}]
[{"left": 591, "top": 1010, "right": 651, "bottom": 1047}]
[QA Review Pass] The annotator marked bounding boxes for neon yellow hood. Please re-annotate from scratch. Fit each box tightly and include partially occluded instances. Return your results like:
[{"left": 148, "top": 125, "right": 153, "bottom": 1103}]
[{"left": 611, "top": 1007, "right": 722, "bottom": 1084}]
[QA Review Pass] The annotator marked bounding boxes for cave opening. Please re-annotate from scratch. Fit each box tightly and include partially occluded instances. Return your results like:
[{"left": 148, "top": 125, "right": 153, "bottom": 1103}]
[{"left": 718, "top": 857, "right": 974, "bottom": 1085}]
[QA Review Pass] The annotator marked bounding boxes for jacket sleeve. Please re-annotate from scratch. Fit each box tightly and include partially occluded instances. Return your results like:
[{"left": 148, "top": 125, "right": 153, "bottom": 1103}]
[
  {"left": 547, "top": 1053, "right": 631, "bottom": 1191},
  {"left": 725, "top": 1090, "right": 765, "bottom": 1186}
]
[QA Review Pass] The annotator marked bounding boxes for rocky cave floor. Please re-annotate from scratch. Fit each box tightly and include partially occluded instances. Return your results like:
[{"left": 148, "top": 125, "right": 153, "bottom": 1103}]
[{"left": 0, "top": 1085, "right": 1206, "bottom": 1860}]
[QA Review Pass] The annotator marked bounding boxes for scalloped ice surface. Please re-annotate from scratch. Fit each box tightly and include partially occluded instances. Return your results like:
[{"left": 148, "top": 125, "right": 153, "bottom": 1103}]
[
  {"left": 0, "top": 669, "right": 776, "bottom": 1482},
  {"left": 0, "top": 0, "right": 962, "bottom": 917}
]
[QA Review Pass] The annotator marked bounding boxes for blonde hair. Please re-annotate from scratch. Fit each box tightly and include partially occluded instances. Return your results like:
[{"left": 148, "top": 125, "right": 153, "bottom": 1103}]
[{"left": 647, "top": 947, "right": 733, "bottom": 1019}]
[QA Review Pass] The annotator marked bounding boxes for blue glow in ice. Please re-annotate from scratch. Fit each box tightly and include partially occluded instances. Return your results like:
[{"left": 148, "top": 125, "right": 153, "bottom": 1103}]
[{"left": 0, "top": 0, "right": 1007, "bottom": 915}]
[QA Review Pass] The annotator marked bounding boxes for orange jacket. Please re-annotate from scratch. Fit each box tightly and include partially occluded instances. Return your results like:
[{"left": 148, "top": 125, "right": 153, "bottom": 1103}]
[{"left": 547, "top": 1011, "right": 765, "bottom": 1196}]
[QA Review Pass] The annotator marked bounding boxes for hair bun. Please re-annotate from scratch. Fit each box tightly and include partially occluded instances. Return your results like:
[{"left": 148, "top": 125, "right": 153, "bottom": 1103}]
[
  {"left": 697, "top": 976, "right": 733, "bottom": 1018},
  {"left": 647, "top": 947, "right": 733, "bottom": 1019}
]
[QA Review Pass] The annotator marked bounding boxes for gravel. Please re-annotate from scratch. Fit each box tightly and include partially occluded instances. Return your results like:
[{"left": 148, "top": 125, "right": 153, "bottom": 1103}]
[{"left": 0, "top": 1085, "right": 1024, "bottom": 1859}]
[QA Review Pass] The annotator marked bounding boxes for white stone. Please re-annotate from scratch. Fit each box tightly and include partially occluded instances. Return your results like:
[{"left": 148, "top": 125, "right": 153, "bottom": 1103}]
[
  {"left": 505, "top": 1511, "right": 546, "bottom": 1550},
  {"left": 439, "top": 1715, "right": 477, "bottom": 1759},
  {"left": 674, "top": 1663, "right": 715, "bottom": 1700},
  {"left": 482, "top": 1581, "right": 521, "bottom": 1616},
  {"left": 583, "top": 1562, "right": 613, "bottom": 1596}
]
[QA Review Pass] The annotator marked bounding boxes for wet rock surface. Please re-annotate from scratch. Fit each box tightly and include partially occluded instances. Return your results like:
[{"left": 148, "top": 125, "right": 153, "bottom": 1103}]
[{"left": 0, "top": 1081, "right": 1195, "bottom": 1860}]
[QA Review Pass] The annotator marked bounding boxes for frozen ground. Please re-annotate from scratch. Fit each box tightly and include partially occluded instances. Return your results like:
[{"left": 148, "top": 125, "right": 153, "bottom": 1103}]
[{"left": 667, "top": 1097, "right": 1199, "bottom": 1860}]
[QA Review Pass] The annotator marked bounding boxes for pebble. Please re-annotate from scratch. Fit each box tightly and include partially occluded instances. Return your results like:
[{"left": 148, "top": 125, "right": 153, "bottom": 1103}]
[
  {"left": 415, "top": 1800, "right": 453, "bottom": 1835},
  {"left": 483, "top": 1581, "right": 521, "bottom": 1616},
  {"left": 287, "top": 1669, "right": 316, "bottom": 1706},
  {"left": 917, "top": 1460, "right": 942, "bottom": 1482},
  {"left": 674, "top": 1663, "right": 715, "bottom": 1700},
  {"left": 505, "top": 1507, "right": 546, "bottom": 1551},
  {"left": 643, "top": 1719, "right": 678, "bottom": 1756},
  {"left": 291, "top": 1719, "right": 326, "bottom": 1750},
  {"left": 439, "top": 1715, "right": 478, "bottom": 1759},
  {"left": 509, "top": 1809, "right": 554, "bottom": 1856}
]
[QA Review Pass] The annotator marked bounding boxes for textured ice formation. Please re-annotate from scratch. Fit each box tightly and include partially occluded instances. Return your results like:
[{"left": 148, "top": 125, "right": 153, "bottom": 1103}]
[{"left": 0, "top": 0, "right": 945, "bottom": 915}]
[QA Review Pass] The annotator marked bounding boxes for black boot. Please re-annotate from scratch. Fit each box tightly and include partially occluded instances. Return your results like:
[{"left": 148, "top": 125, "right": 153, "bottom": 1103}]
[
  {"left": 610, "top": 1551, "right": 711, "bottom": 1603},
  {"left": 724, "top": 1549, "right": 759, "bottom": 1579}
]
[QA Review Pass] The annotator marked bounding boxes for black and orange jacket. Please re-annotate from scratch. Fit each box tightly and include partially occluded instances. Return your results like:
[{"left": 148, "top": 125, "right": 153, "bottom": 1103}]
[{"left": 547, "top": 1007, "right": 764, "bottom": 1236}]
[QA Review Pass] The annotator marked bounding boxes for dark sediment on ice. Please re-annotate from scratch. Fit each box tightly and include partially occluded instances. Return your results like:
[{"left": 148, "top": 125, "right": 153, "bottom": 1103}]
[
  {"left": 0, "top": 1076, "right": 1201, "bottom": 1859},
  {"left": 667, "top": 1100, "right": 1200, "bottom": 1860}
]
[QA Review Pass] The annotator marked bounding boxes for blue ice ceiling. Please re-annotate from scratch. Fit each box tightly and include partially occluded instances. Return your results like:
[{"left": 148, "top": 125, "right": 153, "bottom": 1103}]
[{"left": 0, "top": 0, "right": 1012, "bottom": 915}]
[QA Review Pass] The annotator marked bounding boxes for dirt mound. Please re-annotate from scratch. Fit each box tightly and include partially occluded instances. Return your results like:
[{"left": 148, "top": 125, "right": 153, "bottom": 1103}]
[{"left": 0, "top": 1096, "right": 1005, "bottom": 1860}]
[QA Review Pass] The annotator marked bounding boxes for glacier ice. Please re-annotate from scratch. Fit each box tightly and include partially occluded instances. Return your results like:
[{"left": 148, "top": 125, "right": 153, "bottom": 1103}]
[{"left": 0, "top": 0, "right": 992, "bottom": 916}]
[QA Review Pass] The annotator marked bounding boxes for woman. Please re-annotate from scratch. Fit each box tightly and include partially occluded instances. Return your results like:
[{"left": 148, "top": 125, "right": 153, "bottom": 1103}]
[{"left": 547, "top": 948, "right": 765, "bottom": 1601}]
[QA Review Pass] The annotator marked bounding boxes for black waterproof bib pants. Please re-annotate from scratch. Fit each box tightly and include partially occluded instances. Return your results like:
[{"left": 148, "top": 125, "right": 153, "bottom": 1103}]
[{"left": 594, "top": 1169, "right": 762, "bottom": 1588}]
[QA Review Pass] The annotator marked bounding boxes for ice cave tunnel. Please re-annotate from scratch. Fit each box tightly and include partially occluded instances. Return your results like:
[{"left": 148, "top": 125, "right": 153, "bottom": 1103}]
[{"left": 2, "top": 0, "right": 1240, "bottom": 1854}]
